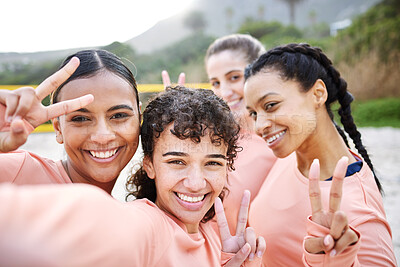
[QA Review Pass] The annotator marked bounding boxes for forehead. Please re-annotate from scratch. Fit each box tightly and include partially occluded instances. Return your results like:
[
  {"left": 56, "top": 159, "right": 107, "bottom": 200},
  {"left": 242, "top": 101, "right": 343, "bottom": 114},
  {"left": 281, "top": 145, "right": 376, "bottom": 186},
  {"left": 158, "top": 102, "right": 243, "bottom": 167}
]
[
  {"left": 58, "top": 72, "right": 137, "bottom": 102},
  {"left": 154, "top": 125, "right": 227, "bottom": 155},
  {"left": 207, "top": 50, "right": 248, "bottom": 76}
]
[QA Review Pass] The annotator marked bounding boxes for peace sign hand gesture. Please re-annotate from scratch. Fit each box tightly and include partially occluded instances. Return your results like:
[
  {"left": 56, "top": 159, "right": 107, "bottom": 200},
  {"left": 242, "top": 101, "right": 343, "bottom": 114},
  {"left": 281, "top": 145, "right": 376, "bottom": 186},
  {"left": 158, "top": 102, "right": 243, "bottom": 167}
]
[
  {"left": 161, "top": 70, "right": 185, "bottom": 88},
  {"left": 305, "top": 157, "right": 359, "bottom": 256},
  {"left": 0, "top": 57, "right": 94, "bottom": 152},
  {"left": 215, "top": 190, "right": 266, "bottom": 266}
]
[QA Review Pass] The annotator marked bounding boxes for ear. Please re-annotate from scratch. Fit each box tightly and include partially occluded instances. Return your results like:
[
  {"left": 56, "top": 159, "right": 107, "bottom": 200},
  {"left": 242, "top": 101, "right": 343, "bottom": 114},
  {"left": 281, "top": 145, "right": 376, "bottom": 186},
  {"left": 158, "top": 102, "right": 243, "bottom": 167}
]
[
  {"left": 52, "top": 118, "right": 64, "bottom": 144},
  {"left": 311, "top": 79, "right": 328, "bottom": 108},
  {"left": 139, "top": 101, "right": 142, "bottom": 124},
  {"left": 143, "top": 156, "right": 156, "bottom": 179}
]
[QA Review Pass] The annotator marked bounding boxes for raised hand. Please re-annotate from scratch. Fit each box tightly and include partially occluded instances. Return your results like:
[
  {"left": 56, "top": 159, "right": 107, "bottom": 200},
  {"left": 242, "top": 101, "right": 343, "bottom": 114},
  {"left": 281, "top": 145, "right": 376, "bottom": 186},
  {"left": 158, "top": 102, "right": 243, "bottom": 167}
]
[
  {"left": 161, "top": 70, "right": 185, "bottom": 88},
  {"left": 0, "top": 57, "right": 94, "bottom": 152},
  {"left": 305, "top": 157, "right": 359, "bottom": 256},
  {"left": 215, "top": 190, "right": 266, "bottom": 266}
]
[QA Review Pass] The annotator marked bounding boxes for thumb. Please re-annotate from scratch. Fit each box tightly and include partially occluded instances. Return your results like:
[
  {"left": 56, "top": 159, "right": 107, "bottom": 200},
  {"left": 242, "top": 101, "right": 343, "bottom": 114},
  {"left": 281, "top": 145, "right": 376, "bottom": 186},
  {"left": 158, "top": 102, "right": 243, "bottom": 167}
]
[
  {"left": 0, "top": 118, "right": 30, "bottom": 152},
  {"left": 304, "top": 235, "right": 334, "bottom": 254},
  {"left": 225, "top": 243, "right": 251, "bottom": 267}
]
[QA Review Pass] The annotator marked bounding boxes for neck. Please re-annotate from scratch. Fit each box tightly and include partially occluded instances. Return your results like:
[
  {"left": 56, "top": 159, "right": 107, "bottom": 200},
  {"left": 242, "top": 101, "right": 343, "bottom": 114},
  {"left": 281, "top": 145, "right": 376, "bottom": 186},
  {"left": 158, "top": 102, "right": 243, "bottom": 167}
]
[
  {"left": 62, "top": 160, "right": 116, "bottom": 194},
  {"left": 296, "top": 117, "right": 356, "bottom": 180}
]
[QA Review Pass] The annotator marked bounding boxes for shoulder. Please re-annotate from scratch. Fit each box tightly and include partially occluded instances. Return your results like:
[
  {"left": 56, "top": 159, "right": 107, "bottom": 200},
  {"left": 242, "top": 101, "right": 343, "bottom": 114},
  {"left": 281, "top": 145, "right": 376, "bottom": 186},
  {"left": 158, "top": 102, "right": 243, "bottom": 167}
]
[{"left": 0, "top": 150, "right": 68, "bottom": 184}]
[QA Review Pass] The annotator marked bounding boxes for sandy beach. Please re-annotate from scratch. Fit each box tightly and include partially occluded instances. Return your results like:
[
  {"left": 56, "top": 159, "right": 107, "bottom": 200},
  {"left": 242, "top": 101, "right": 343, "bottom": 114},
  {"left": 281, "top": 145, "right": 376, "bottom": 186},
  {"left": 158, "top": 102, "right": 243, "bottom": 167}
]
[{"left": 20, "top": 127, "right": 400, "bottom": 261}]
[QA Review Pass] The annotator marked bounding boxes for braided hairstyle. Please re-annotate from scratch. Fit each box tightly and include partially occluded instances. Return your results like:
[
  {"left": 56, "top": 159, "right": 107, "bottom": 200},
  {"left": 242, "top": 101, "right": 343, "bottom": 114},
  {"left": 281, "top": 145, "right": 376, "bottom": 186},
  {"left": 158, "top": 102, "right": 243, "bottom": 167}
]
[
  {"left": 245, "top": 43, "right": 382, "bottom": 193},
  {"left": 126, "top": 86, "right": 241, "bottom": 223}
]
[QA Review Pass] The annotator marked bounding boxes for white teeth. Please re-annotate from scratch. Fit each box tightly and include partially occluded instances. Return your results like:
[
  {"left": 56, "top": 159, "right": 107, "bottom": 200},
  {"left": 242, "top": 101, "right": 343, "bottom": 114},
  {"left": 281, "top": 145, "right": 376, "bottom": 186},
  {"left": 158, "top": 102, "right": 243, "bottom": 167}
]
[
  {"left": 227, "top": 99, "right": 241, "bottom": 107},
  {"left": 90, "top": 149, "right": 118, "bottom": 159},
  {"left": 176, "top": 193, "right": 205, "bottom": 203},
  {"left": 267, "top": 130, "right": 286, "bottom": 144}
]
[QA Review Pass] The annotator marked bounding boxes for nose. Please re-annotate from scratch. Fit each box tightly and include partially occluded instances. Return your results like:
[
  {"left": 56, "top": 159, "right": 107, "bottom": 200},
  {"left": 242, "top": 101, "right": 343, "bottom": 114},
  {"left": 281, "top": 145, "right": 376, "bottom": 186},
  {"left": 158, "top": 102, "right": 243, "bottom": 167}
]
[
  {"left": 183, "top": 165, "right": 207, "bottom": 192},
  {"left": 90, "top": 118, "right": 116, "bottom": 144},
  {"left": 255, "top": 113, "right": 272, "bottom": 137},
  {"left": 220, "top": 82, "right": 233, "bottom": 99}
]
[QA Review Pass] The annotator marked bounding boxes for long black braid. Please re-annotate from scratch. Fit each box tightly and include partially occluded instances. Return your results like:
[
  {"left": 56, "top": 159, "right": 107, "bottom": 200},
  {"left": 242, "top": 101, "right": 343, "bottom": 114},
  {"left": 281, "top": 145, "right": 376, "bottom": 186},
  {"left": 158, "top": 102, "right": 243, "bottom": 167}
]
[{"left": 245, "top": 43, "right": 382, "bottom": 193}]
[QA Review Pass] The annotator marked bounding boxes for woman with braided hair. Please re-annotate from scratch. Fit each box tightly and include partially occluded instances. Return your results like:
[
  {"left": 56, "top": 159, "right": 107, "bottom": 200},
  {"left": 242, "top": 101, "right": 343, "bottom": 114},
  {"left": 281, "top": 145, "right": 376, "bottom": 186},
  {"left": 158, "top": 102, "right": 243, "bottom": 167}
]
[{"left": 244, "top": 43, "right": 396, "bottom": 266}]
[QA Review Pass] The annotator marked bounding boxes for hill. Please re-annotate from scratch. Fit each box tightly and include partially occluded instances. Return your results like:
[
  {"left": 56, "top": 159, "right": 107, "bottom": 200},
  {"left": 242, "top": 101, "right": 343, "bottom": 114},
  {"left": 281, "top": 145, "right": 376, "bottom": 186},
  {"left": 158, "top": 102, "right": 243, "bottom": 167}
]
[{"left": 126, "top": 0, "right": 380, "bottom": 53}]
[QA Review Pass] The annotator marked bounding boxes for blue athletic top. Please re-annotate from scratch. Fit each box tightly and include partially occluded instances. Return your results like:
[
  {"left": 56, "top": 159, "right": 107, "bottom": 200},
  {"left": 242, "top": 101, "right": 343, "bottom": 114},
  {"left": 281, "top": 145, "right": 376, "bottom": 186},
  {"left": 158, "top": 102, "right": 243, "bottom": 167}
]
[{"left": 325, "top": 158, "right": 363, "bottom": 181}]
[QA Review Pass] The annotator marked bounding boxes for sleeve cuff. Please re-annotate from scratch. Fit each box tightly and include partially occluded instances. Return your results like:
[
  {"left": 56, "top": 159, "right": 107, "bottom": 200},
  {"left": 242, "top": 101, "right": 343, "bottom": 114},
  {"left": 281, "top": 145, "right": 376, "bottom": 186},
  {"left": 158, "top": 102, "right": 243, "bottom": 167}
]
[{"left": 303, "top": 215, "right": 361, "bottom": 266}]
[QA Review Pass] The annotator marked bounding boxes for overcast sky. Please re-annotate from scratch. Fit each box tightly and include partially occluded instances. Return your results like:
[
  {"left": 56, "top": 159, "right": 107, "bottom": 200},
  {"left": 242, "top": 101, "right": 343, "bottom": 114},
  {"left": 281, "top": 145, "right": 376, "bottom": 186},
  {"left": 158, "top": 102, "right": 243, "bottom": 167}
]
[{"left": 1, "top": 0, "right": 194, "bottom": 53}]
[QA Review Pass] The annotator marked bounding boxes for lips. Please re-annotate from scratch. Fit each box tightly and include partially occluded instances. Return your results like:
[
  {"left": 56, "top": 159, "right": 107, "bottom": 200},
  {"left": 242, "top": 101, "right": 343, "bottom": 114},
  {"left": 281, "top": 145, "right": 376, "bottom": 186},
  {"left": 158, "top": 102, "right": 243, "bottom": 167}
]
[
  {"left": 89, "top": 148, "right": 118, "bottom": 159},
  {"left": 176, "top": 192, "right": 205, "bottom": 203},
  {"left": 263, "top": 129, "right": 287, "bottom": 145},
  {"left": 174, "top": 192, "right": 209, "bottom": 211},
  {"left": 227, "top": 98, "right": 243, "bottom": 110}
]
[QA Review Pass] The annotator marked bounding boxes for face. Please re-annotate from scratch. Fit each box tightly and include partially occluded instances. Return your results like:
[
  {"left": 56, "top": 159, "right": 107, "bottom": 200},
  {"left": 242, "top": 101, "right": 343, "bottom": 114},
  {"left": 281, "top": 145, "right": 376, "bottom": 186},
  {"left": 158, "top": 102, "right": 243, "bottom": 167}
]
[
  {"left": 244, "top": 71, "right": 319, "bottom": 158},
  {"left": 206, "top": 50, "right": 248, "bottom": 118},
  {"left": 143, "top": 124, "right": 227, "bottom": 233},
  {"left": 53, "top": 72, "right": 140, "bottom": 185}
]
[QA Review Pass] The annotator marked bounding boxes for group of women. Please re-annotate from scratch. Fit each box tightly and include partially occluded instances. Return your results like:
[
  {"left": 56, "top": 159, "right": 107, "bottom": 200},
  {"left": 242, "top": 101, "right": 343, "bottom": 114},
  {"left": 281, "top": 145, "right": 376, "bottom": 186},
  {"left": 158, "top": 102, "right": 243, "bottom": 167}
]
[{"left": 0, "top": 34, "right": 396, "bottom": 266}]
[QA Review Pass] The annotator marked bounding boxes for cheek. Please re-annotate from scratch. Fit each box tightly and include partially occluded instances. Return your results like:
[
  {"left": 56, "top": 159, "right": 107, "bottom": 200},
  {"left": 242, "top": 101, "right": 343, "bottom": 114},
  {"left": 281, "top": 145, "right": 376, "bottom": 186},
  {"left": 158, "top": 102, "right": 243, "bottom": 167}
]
[
  {"left": 119, "top": 121, "right": 140, "bottom": 141},
  {"left": 232, "top": 83, "right": 245, "bottom": 97},
  {"left": 62, "top": 128, "right": 86, "bottom": 146},
  {"left": 211, "top": 88, "right": 222, "bottom": 98},
  {"left": 209, "top": 171, "right": 227, "bottom": 193}
]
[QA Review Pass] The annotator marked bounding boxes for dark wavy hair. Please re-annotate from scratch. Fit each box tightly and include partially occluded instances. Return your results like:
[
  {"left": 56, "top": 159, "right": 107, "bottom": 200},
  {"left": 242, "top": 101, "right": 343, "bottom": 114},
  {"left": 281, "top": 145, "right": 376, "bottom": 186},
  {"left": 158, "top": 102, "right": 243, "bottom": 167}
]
[
  {"left": 51, "top": 49, "right": 139, "bottom": 115},
  {"left": 126, "top": 86, "right": 241, "bottom": 222},
  {"left": 245, "top": 43, "right": 382, "bottom": 193}
]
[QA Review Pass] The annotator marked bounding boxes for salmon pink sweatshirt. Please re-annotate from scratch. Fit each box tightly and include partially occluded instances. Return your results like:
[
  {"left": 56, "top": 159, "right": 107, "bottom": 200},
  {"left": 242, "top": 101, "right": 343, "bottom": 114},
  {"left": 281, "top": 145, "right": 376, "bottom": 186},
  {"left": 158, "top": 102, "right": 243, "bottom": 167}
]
[
  {"left": 249, "top": 153, "right": 396, "bottom": 266},
  {"left": 0, "top": 183, "right": 262, "bottom": 266}
]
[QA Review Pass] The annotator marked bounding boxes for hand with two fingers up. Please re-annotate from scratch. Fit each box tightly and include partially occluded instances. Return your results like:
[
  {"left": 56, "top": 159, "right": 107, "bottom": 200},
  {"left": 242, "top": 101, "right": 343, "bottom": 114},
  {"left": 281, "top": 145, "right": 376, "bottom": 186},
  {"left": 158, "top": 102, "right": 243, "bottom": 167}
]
[
  {"left": 215, "top": 190, "right": 266, "bottom": 266},
  {"left": 0, "top": 57, "right": 93, "bottom": 152},
  {"left": 304, "top": 157, "right": 360, "bottom": 264},
  {"left": 161, "top": 70, "right": 185, "bottom": 88}
]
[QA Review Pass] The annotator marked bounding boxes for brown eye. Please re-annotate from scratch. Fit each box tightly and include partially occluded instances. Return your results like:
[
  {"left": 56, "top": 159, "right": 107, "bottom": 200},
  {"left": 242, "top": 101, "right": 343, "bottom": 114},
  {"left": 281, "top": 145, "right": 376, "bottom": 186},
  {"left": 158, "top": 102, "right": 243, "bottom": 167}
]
[
  {"left": 264, "top": 102, "right": 277, "bottom": 111},
  {"left": 71, "top": 116, "right": 89, "bottom": 122}
]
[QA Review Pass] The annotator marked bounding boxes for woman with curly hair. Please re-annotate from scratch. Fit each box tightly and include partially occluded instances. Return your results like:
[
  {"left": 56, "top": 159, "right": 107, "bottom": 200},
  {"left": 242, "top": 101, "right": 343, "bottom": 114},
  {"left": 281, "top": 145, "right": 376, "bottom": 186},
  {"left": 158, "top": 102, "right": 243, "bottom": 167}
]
[
  {"left": 244, "top": 43, "right": 396, "bottom": 266},
  {"left": 0, "top": 87, "right": 265, "bottom": 266}
]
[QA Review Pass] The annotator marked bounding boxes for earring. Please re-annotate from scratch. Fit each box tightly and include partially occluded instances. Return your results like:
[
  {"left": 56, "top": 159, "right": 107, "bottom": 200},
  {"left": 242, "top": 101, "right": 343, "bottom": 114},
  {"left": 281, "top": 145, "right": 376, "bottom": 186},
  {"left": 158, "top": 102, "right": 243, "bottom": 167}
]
[{"left": 56, "top": 132, "right": 63, "bottom": 144}]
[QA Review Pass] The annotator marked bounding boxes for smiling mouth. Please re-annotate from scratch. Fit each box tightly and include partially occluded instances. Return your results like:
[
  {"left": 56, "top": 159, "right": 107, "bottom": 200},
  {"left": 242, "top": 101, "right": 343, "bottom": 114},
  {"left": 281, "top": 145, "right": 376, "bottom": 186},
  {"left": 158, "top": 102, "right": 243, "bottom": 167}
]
[
  {"left": 227, "top": 98, "right": 242, "bottom": 108},
  {"left": 264, "top": 130, "right": 287, "bottom": 144},
  {"left": 176, "top": 193, "right": 206, "bottom": 203},
  {"left": 89, "top": 148, "right": 118, "bottom": 159}
]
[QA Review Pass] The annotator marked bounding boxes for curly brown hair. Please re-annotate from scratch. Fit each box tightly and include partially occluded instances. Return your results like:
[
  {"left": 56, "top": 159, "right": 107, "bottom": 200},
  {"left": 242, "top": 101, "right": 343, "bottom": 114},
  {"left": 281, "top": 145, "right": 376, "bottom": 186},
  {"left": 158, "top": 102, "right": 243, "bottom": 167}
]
[{"left": 126, "top": 86, "right": 241, "bottom": 223}]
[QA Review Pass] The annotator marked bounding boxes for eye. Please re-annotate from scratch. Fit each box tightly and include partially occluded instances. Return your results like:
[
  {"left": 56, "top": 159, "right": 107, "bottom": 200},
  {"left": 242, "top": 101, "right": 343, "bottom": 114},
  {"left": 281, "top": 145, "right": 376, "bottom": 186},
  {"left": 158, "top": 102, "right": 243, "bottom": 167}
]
[
  {"left": 210, "top": 80, "right": 220, "bottom": 88},
  {"left": 264, "top": 102, "right": 278, "bottom": 111},
  {"left": 229, "top": 74, "right": 241, "bottom": 82},
  {"left": 71, "top": 116, "right": 90, "bottom": 122},
  {"left": 111, "top": 112, "right": 129, "bottom": 119},
  {"left": 167, "top": 159, "right": 185, "bottom": 165},
  {"left": 248, "top": 110, "right": 257, "bottom": 120},
  {"left": 206, "top": 161, "right": 224, "bottom": 167}
]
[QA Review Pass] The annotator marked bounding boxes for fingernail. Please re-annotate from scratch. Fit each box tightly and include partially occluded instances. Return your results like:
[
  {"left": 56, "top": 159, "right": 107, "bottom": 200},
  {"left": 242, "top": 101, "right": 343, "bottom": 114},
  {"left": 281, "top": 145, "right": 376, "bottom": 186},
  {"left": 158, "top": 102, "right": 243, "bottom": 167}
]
[
  {"left": 242, "top": 244, "right": 250, "bottom": 253},
  {"left": 257, "top": 251, "right": 263, "bottom": 258},
  {"left": 324, "top": 235, "right": 332, "bottom": 247},
  {"left": 330, "top": 249, "right": 337, "bottom": 257},
  {"left": 249, "top": 253, "right": 254, "bottom": 261},
  {"left": 6, "top": 116, "right": 12, "bottom": 123}
]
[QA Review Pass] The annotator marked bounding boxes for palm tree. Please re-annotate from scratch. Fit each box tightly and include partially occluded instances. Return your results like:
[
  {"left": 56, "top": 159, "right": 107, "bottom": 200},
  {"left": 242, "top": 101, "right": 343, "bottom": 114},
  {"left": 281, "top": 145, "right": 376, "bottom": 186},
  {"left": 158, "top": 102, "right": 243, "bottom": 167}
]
[{"left": 280, "top": 0, "right": 305, "bottom": 25}]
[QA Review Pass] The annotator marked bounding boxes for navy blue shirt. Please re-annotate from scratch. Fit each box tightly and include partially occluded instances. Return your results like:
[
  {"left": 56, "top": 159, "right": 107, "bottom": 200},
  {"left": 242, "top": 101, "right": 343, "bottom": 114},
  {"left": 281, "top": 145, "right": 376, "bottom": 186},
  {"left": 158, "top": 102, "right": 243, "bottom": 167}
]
[{"left": 325, "top": 160, "right": 363, "bottom": 181}]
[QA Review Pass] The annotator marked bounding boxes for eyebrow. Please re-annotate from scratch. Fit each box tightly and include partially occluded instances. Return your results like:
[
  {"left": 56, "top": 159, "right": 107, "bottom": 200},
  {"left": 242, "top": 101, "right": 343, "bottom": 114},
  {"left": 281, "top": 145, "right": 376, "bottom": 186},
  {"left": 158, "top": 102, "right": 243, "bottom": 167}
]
[
  {"left": 73, "top": 104, "right": 134, "bottom": 113},
  {"left": 107, "top": 104, "right": 134, "bottom": 112},
  {"left": 162, "top": 152, "right": 226, "bottom": 160},
  {"left": 246, "top": 92, "right": 279, "bottom": 110},
  {"left": 209, "top": 69, "right": 243, "bottom": 81}
]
